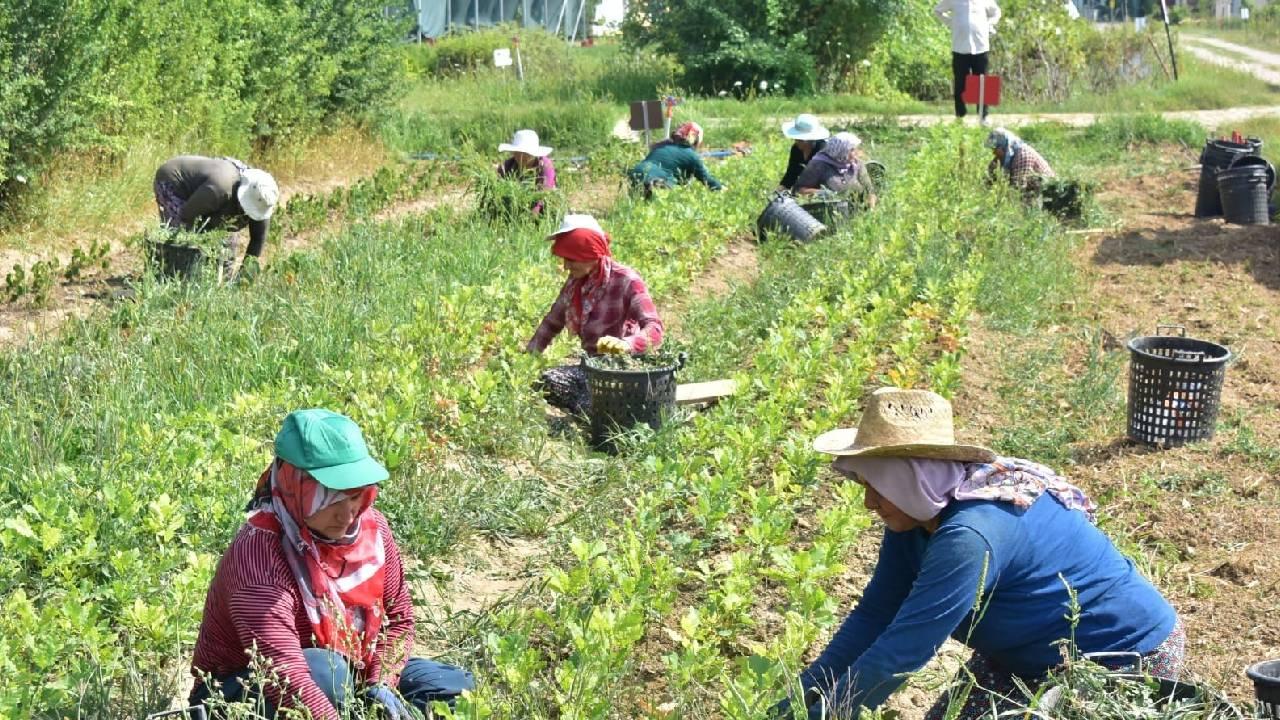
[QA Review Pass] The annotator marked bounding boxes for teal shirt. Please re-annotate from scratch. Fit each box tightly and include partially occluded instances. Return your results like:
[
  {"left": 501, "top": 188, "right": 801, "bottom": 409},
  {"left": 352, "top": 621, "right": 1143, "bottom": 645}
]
[{"left": 629, "top": 141, "right": 722, "bottom": 190}]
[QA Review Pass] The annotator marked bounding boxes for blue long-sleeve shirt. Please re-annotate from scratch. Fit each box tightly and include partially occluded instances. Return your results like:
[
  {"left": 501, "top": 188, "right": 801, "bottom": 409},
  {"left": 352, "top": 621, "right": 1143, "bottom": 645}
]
[{"left": 797, "top": 494, "right": 1177, "bottom": 719}]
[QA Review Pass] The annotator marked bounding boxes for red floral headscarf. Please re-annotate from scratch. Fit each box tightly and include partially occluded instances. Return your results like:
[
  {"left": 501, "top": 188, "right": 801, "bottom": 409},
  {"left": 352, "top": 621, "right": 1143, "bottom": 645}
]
[{"left": 247, "top": 459, "right": 386, "bottom": 668}]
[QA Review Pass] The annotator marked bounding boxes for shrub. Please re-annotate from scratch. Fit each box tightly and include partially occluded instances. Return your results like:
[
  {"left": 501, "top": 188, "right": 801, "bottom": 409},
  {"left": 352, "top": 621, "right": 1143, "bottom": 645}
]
[
  {"left": 622, "top": 0, "right": 910, "bottom": 94},
  {"left": 0, "top": 0, "right": 407, "bottom": 222}
]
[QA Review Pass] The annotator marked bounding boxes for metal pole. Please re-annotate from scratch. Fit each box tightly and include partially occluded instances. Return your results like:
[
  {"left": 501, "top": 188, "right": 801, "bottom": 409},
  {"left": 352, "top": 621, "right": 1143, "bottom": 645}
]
[
  {"left": 474, "top": 0, "right": 479, "bottom": 29},
  {"left": 552, "top": 0, "right": 568, "bottom": 36},
  {"left": 1160, "top": 0, "right": 1179, "bottom": 80},
  {"left": 569, "top": 0, "right": 587, "bottom": 42}
]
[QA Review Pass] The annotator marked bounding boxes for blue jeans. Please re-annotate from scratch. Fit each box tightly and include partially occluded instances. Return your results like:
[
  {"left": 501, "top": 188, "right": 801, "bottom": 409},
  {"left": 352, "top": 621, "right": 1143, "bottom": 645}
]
[{"left": 190, "top": 648, "right": 475, "bottom": 718}]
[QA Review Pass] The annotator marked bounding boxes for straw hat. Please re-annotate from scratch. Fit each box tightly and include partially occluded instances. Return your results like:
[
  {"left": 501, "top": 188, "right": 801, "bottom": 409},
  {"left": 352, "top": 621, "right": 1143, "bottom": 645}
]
[
  {"left": 812, "top": 387, "right": 996, "bottom": 462},
  {"left": 782, "top": 113, "right": 831, "bottom": 141},
  {"left": 499, "top": 129, "right": 553, "bottom": 157},
  {"left": 237, "top": 168, "right": 279, "bottom": 222}
]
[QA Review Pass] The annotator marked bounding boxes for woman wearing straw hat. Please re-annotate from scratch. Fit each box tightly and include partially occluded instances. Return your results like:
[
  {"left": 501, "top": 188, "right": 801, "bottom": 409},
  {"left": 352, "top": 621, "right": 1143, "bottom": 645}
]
[
  {"left": 496, "top": 129, "right": 557, "bottom": 215},
  {"left": 189, "top": 409, "right": 474, "bottom": 720},
  {"left": 778, "top": 113, "right": 831, "bottom": 192},
  {"left": 628, "top": 122, "right": 725, "bottom": 198},
  {"left": 774, "top": 387, "right": 1183, "bottom": 720},
  {"left": 154, "top": 155, "right": 280, "bottom": 281},
  {"left": 526, "top": 214, "right": 664, "bottom": 414}
]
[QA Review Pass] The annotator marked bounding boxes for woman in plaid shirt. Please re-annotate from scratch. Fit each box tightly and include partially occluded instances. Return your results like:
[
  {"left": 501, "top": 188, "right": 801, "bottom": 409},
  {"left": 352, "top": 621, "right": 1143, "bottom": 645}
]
[
  {"left": 526, "top": 214, "right": 664, "bottom": 414},
  {"left": 985, "top": 127, "right": 1055, "bottom": 198}
]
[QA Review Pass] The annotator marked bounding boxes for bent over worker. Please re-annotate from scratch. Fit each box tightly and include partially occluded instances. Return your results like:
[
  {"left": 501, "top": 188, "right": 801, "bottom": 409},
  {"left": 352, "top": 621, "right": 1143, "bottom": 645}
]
[
  {"left": 154, "top": 155, "right": 279, "bottom": 279},
  {"left": 526, "top": 214, "right": 664, "bottom": 414},
  {"left": 772, "top": 388, "right": 1183, "bottom": 720}
]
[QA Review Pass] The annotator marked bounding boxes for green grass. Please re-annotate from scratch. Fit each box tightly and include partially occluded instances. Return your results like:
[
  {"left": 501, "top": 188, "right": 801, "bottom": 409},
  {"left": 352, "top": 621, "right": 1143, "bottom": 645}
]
[{"left": 998, "top": 53, "right": 1280, "bottom": 113}]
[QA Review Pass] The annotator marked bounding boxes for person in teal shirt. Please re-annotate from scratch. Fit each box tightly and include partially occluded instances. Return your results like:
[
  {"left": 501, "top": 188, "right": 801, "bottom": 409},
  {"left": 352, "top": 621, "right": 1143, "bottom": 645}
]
[
  {"left": 628, "top": 122, "right": 724, "bottom": 198},
  {"left": 774, "top": 387, "right": 1182, "bottom": 720}
]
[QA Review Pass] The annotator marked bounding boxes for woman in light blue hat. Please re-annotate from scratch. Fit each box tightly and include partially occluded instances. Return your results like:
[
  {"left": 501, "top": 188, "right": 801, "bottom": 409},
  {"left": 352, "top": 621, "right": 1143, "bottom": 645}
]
[
  {"left": 189, "top": 409, "right": 475, "bottom": 720},
  {"left": 778, "top": 113, "right": 832, "bottom": 192}
]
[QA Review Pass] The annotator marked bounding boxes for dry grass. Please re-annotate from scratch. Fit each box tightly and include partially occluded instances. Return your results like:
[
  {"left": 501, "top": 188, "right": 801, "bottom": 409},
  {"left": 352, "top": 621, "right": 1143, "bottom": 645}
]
[{"left": 0, "top": 125, "right": 388, "bottom": 255}]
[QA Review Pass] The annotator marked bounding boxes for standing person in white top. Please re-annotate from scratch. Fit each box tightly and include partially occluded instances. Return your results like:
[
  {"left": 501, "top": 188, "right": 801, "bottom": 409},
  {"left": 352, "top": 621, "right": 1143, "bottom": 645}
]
[{"left": 934, "top": 0, "right": 1002, "bottom": 120}]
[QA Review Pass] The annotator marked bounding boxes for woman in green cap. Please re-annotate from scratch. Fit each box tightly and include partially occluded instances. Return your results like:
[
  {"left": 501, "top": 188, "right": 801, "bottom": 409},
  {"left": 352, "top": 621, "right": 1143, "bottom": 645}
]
[{"left": 188, "top": 409, "right": 475, "bottom": 720}]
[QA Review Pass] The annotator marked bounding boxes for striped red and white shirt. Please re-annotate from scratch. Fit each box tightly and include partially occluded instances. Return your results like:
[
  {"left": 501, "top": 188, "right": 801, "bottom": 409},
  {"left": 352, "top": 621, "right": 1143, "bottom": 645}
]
[{"left": 190, "top": 510, "right": 414, "bottom": 720}]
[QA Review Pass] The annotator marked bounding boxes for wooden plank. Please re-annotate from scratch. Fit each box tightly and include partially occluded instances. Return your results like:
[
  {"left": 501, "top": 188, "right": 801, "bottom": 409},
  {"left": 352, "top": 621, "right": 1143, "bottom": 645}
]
[{"left": 676, "top": 379, "right": 737, "bottom": 406}]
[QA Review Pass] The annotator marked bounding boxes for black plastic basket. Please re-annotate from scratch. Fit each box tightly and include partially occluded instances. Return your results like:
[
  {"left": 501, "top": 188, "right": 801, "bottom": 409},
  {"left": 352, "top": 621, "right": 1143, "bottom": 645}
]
[
  {"left": 1248, "top": 659, "right": 1280, "bottom": 719},
  {"left": 583, "top": 353, "right": 684, "bottom": 452},
  {"left": 1218, "top": 156, "right": 1275, "bottom": 226},
  {"left": 149, "top": 241, "right": 209, "bottom": 280},
  {"left": 801, "top": 198, "right": 854, "bottom": 227},
  {"left": 1127, "top": 325, "right": 1232, "bottom": 447},
  {"left": 756, "top": 192, "right": 827, "bottom": 243},
  {"left": 1195, "top": 137, "right": 1262, "bottom": 218}
]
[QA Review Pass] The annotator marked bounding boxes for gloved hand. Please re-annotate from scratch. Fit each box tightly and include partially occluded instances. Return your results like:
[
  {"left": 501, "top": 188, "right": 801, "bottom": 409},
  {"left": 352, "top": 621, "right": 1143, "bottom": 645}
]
[
  {"left": 364, "top": 685, "right": 412, "bottom": 720},
  {"left": 596, "top": 336, "right": 630, "bottom": 355}
]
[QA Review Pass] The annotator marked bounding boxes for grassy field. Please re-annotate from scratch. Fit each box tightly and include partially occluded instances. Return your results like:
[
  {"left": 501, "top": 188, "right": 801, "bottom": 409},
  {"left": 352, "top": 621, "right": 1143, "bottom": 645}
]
[{"left": 1, "top": 21, "right": 1277, "bottom": 720}]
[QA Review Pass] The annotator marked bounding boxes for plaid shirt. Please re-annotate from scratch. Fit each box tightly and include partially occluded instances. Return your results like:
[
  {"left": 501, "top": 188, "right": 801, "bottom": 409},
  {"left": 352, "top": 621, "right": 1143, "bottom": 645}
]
[
  {"left": 1007, "top": 144, "right": 1055, "bottom": 189},
  {"left": 527, "top": 259, "right": 664, "bottom": 355}
]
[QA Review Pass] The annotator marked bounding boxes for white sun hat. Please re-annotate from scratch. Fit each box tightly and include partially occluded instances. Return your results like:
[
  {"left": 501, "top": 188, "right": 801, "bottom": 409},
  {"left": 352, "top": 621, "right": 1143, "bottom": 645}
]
[
  {"left": 548, "top": 213, "right": 605, "bottom": 238},
  {"left": 782, "top": 113, "right": 831, "bottom": 141},
  {"left": 812, "top": 387, "right": 996, "bottom": 463},
  {"left": 499, "top": 129, "right": 553, "bottom": 157},
  {"left": 237, "top": 168, "right": 279, "bottom": 222}
]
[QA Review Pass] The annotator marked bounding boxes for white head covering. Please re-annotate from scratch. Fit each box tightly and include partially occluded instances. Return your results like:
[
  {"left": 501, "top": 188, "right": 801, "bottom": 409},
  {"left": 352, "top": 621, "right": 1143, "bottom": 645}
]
[
  {"left": 499, "top": 129, "right": 553, "bottom": 157},
  {"left": 237, "top": 168, "right": 279, "bottom": 221}
]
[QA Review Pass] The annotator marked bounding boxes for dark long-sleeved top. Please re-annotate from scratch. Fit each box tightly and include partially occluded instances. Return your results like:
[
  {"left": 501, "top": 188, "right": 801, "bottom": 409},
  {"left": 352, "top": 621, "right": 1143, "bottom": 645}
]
[
  {"left": 154, "top": 155, "right": 269, "bottom": 256},
  {"left": 796, "top": 494, "right": 1177, "bottom": 718},
  {"left": 779, "top": 139, "right": 828, "bottom": 191},
  {"left": 190, "top": 510, "right": 415, "bottom": 720},
  {"left": 794, "top": 156, "right": 875, "bottom": 198},
  {"left": 629, "top": 141, "right": 723, "bottom": 190}
]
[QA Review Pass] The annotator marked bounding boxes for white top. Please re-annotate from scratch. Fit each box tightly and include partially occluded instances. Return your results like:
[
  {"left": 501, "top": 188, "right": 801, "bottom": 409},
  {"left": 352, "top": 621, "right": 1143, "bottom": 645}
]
[{"left": 934, "top": 0, "right": 1002, "bottom": 55}]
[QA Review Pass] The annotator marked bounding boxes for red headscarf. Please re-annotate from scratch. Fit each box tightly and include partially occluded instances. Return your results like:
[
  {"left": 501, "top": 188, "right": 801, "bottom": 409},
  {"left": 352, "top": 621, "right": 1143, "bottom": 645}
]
[
  {"left": 247, "top": 460, "right": 387, "bottom": 668},
  {"left": 551, "top": 227, "right": 611, "bottom": 262},
  {"left": 551, "top": 227, "right": 613, "bottom": 320}
]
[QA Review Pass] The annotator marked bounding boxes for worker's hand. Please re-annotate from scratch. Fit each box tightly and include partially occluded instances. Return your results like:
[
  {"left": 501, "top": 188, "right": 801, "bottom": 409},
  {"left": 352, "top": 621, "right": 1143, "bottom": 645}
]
[
  {"left": 364, "top": 685, "right": 411, "bottom": 720},
  {"left": 596, "top": 336, "right": 630, "bottom": 355}
]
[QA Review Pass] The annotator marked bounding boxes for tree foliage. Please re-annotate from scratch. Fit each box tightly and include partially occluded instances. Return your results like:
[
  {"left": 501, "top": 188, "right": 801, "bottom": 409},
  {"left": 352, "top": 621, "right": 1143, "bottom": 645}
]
[
  {"left": 623, "top": 0, "right": 909, "bottom": 94},
  {"left": 0, "top": 0, "right": 408, "bottom": 206}
]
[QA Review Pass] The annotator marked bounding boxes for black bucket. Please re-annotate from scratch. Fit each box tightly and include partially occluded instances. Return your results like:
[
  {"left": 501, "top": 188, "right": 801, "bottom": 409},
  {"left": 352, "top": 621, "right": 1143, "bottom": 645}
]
[
  {"left": 583, "top": 354, "right": 683, "bottom": 453},
  {"left": 801, "top": 198, "right": 854, "bottom": 227},
  {"left": 1195, "top": 137, "right": 1262, "bottom": 218},
  {"left": 1247, "top": 659, "right": 1280, "bottom": 719},
  {"left": 1127, "top": 325, "right": 1232, "bottom": 447},
  {"left": 1218, "top": 156, "right": 1275, "bottom": 226},
  {"left": 148, "top": 241, "right": 209, "bottom": 280},
  {"left": 756, "top": 193, "right": 826, "bottom": 243}
]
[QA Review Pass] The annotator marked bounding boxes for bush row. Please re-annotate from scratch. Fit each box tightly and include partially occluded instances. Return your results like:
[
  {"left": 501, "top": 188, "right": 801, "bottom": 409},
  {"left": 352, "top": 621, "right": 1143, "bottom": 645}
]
[{"left": 0, "top": 0, "right": 407, "bottom": 216}]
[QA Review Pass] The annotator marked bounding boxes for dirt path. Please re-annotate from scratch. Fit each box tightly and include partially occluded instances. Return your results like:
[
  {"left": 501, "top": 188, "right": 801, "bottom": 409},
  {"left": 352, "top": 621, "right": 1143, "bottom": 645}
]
[
  {"left": 1185, "top": 34, "right": 1280, "bottom": 73},
  {"left": 1182, "top": 38, "right": 1280, "bottom": 87}
]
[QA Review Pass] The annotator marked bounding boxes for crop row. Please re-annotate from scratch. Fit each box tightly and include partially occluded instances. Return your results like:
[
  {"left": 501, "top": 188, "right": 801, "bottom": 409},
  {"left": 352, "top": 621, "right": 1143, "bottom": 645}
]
[
  {"left": 434, "top": 125, "right": 1055, "bottom": 719},
  {"left": 0, "top": 132, "right": 798, "bottom": 717}
]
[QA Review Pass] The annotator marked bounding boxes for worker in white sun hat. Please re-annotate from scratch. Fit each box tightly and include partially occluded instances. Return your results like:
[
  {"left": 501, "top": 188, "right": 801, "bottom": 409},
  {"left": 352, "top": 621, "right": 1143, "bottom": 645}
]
[
  {"left": 778, "top": 113, "right": 831, "bottom": 192},
  {"left": 153, "top": 155, "right": 280, "bottom": 280},
  {"left": 496, "top": 129, "right": 557, "bottom": 215}
]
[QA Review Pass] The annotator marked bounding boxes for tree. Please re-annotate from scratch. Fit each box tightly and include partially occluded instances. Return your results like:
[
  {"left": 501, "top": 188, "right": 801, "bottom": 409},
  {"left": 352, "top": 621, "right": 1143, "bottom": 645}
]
[{"left": 623, "top": 0, "right": 909, "bottom": 94}]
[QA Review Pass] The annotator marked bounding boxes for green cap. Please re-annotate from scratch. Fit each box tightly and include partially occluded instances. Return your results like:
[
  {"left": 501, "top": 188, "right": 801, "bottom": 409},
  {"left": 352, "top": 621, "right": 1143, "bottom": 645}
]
[{"left": 274, "top": 409, "right": 389, "bottom": 490}]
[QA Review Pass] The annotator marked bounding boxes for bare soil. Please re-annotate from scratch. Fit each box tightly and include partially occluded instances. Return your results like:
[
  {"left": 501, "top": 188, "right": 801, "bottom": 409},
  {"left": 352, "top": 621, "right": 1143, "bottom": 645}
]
[{"left": 940, "top": 155, "right": 1279, "bottom": 710}]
